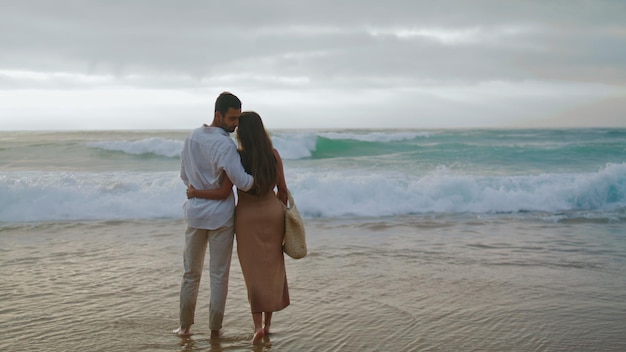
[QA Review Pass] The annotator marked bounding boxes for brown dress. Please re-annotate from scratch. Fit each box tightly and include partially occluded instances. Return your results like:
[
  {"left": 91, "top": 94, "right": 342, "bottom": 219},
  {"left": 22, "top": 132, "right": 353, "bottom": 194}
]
[{"left": 235, "top": 190, "right": 290, "bottom": 313}]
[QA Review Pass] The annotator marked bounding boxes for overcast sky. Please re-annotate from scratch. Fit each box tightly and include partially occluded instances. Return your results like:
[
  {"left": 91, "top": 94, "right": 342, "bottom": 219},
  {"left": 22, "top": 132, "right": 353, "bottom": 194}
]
[{"left": 1, "top": 0, "right": 625, "bottom": 130}]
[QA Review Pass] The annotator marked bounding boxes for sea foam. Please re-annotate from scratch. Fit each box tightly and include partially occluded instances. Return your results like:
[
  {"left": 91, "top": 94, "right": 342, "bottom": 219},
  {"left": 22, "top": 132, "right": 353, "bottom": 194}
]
[
  {"left": 84, "top": 131, "right": 431, "bottom": 161},
  {"left": 87, "top": 138, "right": 183, "bottom": 158},
  {"left": 1, "top": 163, "right": 624, "bottom": 222},
  {"left": 271, "top": 132, "right": 318, "bottom": 159},
  {"left": 291, "top": 163, "right": 626, "bottom": 218},
  {"left": 0, "top": 172, "right": 185, "bottom": 222}
]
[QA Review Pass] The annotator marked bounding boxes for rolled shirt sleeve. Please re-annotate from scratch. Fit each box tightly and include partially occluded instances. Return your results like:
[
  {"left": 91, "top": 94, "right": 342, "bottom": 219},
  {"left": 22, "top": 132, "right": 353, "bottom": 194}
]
[{"left": 217, "top": 141, "right": 254, "bottom": 191}]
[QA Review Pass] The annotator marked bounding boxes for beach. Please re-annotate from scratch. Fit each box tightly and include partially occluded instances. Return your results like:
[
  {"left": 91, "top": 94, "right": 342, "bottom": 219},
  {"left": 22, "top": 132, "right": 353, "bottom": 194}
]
[
  {"left": 1, "top": 128, "right": 625, "bottom": 351},
  {"left": 2, "top": 216, "right": 625, "bottom": 352}
]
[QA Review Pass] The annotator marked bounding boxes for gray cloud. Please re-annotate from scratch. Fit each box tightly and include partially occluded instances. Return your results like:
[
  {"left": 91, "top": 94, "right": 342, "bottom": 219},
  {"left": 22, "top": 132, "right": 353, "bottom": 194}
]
[
  {"left": 2, "top": 1, "right": 624, "bottom": 83},
  {"left": 1, "top": 0, "right": 625, "bottom": 129}
]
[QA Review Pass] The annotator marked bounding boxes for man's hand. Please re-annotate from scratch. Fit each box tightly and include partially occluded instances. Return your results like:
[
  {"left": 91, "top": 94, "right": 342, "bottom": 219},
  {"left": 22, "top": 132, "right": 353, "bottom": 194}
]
[{"left": 186, "top": 185, "right": 196, "bottom": 199}]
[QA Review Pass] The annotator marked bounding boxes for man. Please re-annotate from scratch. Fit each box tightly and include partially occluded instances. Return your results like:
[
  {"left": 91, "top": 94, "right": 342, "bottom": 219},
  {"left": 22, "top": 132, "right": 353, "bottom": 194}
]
[{"left": 174, "top": 92, "right": 254, "bottom": 338}]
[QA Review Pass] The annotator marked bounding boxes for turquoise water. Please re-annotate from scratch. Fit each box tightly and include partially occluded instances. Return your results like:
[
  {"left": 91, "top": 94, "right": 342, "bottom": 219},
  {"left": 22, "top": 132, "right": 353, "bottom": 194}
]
[
  {"left": 0, "top": 128, "right": 625, "bottom": 222},
  {"left": 304, "top": 129, "right": 626, "bottom": 174}
]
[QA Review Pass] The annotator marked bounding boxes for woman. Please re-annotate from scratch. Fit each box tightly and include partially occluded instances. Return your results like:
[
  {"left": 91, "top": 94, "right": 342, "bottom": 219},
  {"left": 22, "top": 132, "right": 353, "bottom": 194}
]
[{"left": 186, "top": 111, "right": 290, "bottom": 345}]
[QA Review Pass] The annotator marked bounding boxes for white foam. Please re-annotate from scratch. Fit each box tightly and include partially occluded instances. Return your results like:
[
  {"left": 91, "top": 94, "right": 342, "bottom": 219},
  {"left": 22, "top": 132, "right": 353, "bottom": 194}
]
[
  {"left": 83, "top": 131, "right": 429, "bottom": 161},
  {"left": 87, "top": 134, "right": 317, "bottom": 160},
  {"left": 1, "top": 163, "right": 624, "bottom": 222},
  {"left": 87, "top": 138, "right": 183, "bottom": 157},
  {"left": 287, "top": 163, "right": 626, "bottom": 217},
  {"left": 0, "top": 172, "right": 185, "bottom": 222},
  {"left": 271, "top": 132, "right": 318, "bottom": 159}
]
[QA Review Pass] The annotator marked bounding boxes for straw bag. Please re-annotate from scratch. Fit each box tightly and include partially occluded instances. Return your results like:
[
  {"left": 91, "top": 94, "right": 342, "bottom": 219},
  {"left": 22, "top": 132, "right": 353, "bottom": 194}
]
[{"left": 282, "top": 190, "right": 307, "bottom": 259}]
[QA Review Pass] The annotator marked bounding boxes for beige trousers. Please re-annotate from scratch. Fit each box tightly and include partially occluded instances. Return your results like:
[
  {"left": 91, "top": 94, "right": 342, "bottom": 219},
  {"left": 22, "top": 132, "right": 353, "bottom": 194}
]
[{"left": 179, "top": 223, "right": 234, "bottom": 330}]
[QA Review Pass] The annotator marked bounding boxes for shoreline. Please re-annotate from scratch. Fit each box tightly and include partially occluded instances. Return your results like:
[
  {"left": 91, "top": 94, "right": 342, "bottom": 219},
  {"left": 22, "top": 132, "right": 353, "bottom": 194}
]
[{"left": 2, "top": 217, "right": 625, "bottom": 351}]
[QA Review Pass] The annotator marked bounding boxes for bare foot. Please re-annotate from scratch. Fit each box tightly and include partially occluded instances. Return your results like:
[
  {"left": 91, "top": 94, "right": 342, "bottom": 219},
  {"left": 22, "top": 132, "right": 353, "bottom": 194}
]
[
  {"left": 252, "top": 328, "right": 264, "bottom": 345},
  {"left": 210, "top": 330, "right": 222, "bottom": 339},
  {"left": 173, "top": 326, "right": 191, "bottom": 337},
  {"left": 263, "top": 325, "right": 271, "bottom": 335}
]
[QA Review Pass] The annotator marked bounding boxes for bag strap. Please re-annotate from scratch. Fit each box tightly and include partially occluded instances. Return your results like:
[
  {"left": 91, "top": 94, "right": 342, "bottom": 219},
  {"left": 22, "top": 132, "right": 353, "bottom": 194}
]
[{"left": 287, "top": 190, "right": 295, "bottom": 209}]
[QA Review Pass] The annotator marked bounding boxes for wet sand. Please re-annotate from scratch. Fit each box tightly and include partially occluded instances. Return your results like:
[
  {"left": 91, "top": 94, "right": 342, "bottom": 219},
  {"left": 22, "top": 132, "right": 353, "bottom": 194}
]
[{"left": 1, "top": 217, "right": 625, "bottom": 351}]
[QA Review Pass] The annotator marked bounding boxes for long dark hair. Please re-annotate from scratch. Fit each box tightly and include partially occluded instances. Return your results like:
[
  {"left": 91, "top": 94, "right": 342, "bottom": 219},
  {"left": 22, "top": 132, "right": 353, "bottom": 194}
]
[{"left": 237, "top": 111, "right": 277, "bottom": 195}]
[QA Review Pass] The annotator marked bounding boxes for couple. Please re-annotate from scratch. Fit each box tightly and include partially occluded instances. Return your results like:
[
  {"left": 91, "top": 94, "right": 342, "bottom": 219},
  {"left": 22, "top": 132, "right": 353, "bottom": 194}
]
[{"left": 174, "top": 92, "right": 290, "bottom": 345}]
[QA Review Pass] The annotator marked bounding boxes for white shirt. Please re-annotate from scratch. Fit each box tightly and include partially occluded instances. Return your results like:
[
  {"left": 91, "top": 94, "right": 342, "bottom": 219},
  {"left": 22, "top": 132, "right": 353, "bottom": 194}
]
[{"left": 180, "top": 125, "right": 254, "bottom": 229}]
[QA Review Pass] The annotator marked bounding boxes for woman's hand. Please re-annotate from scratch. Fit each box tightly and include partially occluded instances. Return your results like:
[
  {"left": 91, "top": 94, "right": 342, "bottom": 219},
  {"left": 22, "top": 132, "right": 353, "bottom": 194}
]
[{"left": 186, "top": 185, "right": 196, "bottom": 199}]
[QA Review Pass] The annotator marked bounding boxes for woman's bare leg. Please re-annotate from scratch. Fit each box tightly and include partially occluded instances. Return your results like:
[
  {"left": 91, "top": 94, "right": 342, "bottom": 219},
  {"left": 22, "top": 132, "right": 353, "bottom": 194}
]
[
  {"left": 252, "top": 313, "right": 264, "bottom": 345},
  {"left": 263, "top": 312, "right": 273, "bottom": 334}
]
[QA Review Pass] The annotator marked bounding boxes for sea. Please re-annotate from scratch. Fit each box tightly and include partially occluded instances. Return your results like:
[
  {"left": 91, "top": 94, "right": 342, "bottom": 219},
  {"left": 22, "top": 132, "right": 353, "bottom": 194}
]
[{"left": 1, "top": 128, "right": 625, "bottom": 351}]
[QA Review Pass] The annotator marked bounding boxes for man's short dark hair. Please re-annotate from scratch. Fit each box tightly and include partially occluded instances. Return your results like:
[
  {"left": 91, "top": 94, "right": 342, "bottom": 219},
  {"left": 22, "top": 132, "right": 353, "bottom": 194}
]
[{"left": 215, "top": 92, "right": 241, "bottom": 116}]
